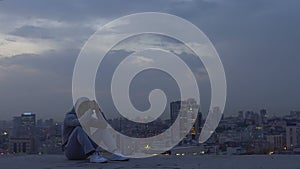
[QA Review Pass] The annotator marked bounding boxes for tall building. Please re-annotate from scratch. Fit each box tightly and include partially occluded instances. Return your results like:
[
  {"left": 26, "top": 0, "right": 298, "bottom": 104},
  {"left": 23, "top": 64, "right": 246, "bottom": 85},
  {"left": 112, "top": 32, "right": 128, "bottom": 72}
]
[
  {"left": 238, "top": 111, "right": 244, "bottom": 121},
  {"left": 9, "top": 113, "right": 37, "bottom": 154},
  {"left": 260, "top": 109, "right": 268, "bottom": 125},
  {"left": 244, "top": 111, "right": 259, "bottom": 125},
  {"left": 12, "top": 116, "right": 22, "bottom": 137},
  {"left": 170, "top": 99, "right": 201, "bottom": 144},
  {"left": 170, "top": 101, "right": 182, "bottom": 144},
  {"left": 193, "top": 110, "right": 202, "bottom": 140},
  {"left": 266, "top": 135, "right": 285, "bottom": 151},
  {"left": 245, "top": 111, "right": 252, "bottom": 120},
  {"left": 170, "top": 101, "right": 181, "bottom": 124},
  {"left": 21, "top": 112, "right": 36, "bottom": 126},
  {"left": 286, "top": 125, "right": 299, "bottom": 150}
]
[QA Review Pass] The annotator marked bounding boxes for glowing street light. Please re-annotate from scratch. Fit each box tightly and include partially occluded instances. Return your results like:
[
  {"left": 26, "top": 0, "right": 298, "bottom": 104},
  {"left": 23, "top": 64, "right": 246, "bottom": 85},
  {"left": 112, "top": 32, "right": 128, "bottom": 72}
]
[{"left": 145, "top": 144, "right": 151, "bottom": 150}]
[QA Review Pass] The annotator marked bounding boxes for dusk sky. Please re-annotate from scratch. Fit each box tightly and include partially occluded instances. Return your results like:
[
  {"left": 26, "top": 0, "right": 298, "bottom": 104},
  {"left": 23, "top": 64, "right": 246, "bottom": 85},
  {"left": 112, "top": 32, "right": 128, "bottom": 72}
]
[{"left": 0, "top": 0, "right": 299, "bottom": 120}]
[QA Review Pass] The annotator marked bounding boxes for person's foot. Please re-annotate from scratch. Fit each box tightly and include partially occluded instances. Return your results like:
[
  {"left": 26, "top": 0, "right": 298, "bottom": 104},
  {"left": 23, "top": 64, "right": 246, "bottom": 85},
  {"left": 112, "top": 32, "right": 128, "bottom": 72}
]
[
  {"left": 109, "top": 153, "right": 129, "bottom": 161},
  {"left": 89, "top": 152, "right": 108, "bottom": 163}
]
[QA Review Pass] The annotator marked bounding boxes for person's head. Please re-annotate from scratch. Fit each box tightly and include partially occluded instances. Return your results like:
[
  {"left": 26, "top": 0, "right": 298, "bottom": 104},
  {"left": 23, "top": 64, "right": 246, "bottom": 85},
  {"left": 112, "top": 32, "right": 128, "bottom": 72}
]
[{"left": 75, "top": 97, "right": 93, "bottom": 117}]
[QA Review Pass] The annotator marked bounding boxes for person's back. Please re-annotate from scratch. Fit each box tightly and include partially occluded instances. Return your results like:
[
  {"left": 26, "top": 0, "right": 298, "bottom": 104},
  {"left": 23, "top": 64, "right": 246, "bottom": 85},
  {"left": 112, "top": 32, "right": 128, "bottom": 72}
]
[{"left": 62, "top": 108, "right": 80, "bottom": 150}]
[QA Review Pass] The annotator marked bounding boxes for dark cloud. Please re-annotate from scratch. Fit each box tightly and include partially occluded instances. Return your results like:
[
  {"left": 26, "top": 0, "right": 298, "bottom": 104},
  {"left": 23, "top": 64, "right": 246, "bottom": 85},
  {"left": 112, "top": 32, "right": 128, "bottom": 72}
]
[
  {"left": 0, "top": 0, "right": 300, "bottom": 120},
  {"left": 0, "top": 0, "right": 175, "bottom": 23}
]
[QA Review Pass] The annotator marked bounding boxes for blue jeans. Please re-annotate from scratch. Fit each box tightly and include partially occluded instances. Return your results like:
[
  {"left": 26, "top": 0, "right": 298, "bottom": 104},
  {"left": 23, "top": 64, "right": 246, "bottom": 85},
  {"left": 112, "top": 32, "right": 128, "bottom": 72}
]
[{"left": 64, "top": 126, "right": 98, "bottom": 160}]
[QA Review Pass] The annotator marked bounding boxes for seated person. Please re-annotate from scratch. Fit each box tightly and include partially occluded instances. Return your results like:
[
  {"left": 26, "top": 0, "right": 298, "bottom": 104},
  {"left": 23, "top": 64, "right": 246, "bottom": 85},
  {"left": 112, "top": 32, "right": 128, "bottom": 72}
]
[{"left": 62, "top": 97, "right": 129, "bottom": 163}]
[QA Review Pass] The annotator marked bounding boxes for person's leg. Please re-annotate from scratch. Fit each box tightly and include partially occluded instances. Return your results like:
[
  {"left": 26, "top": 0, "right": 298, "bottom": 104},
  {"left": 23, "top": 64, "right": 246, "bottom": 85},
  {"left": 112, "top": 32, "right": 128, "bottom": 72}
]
[
  {"left": 92, "top": 128, "right": 118, "bottom": 153},
  {"left": 64, "top": 126, "right": 97, "bottom": 160},
  {"left": 92, "top": 128, "right": 129, "bottom": 161}
]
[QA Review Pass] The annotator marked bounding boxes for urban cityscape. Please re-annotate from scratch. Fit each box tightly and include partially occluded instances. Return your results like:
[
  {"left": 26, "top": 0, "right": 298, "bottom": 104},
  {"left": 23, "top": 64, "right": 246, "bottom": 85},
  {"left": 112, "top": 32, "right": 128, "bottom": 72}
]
[
  {"left": 1, "top": 99, "right": 300, "bottom": 156},
  {"left": 1, "top": 0, "right": 300, "bottom": 168}
]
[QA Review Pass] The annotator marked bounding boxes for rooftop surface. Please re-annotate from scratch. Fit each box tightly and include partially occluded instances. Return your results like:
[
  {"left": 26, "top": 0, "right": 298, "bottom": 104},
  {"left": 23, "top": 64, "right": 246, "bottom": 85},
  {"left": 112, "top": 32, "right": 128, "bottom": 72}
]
[{"left": 0, "top": 154, "right": 299, "bottom": 169}]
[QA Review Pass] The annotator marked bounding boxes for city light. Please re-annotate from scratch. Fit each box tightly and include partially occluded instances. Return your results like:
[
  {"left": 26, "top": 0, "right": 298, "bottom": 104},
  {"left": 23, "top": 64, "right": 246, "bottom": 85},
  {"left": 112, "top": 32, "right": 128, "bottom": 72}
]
[
  {"left": 0, "top": 109, "right": 300, "bottom": 156},
  {"left": 2, "top": 131, "right": 8, "bottom": 136},
  {"left": 145, "top": 144, "right": 151, "bottom": 150}
]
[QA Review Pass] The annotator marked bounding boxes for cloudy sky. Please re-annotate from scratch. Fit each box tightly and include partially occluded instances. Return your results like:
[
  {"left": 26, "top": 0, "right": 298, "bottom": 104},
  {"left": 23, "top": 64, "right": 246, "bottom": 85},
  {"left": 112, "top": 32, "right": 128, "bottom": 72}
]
[{"left": 0, "top": 0, "right": 299, "bottom": 121}]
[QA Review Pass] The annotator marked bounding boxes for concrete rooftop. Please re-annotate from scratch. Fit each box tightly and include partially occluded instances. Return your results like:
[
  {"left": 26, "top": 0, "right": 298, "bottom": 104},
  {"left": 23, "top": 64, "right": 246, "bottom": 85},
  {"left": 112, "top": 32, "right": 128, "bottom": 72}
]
[{"left": 0, "top": 154, "right": 299, "bottom": 169}]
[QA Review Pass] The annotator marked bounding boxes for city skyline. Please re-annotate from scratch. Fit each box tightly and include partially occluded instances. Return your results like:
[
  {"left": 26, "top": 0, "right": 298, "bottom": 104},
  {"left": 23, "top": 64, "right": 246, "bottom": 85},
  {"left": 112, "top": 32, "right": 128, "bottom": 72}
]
[
  {"left": 0, "top": 107, "right": 299, "bottom": 122},
  {"left": 2, "top": 103, "right": 300, "bottom": 155},
  {"left": 0, "top": 106, "right": 299, "bottom": 124}
]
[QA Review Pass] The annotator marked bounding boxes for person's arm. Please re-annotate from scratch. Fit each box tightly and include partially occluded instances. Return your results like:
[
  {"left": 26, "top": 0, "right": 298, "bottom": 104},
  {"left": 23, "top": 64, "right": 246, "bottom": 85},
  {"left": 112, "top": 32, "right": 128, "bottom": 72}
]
[
  {"left": 89, "top": 116, "right": 107, "bottom": 129},
  {"left": 64, "top": 113, "right": 80, "bottom": 127},
  {"left": 91, "top": 101, "right": 108, "bottom": 128},
  {"left": 78, "top": 109, "right": 107, "bottom": 129}
]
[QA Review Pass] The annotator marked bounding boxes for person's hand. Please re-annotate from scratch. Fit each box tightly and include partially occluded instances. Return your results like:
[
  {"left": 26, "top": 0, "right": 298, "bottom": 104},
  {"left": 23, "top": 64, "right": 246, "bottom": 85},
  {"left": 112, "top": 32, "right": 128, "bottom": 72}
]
[
  {"left": 78, "top": 108, "right": 93, "bottom": 125},
  {"left": 90, "top": 100, "right": 99, "bottom": 111},
  {"left": 89, "top": 100, "right": 107, "bottom": 129}
]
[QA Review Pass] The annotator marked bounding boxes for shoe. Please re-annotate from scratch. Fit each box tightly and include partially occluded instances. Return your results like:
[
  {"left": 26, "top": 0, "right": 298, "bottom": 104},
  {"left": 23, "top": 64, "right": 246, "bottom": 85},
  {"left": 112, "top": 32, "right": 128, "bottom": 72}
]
[
  {"left": 109, "top": 153, "right": 129, "bottom": 161},
  {"left": 89, "top": 152, "right": 108, "bottom": 163}
]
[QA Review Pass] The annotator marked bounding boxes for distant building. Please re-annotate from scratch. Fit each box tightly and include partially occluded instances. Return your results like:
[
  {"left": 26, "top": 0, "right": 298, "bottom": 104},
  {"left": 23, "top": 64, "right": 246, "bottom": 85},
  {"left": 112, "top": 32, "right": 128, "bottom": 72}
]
[
  {"left": 238, "top": 111, "right": 244, "bottom": 121},
  {"left": 12, "top": 116, "right": 22, "bottom": 137},
  {"left": 9, "top": 137, "right": 36, "bottom": 154},
  {"left": 219, "top": 130, "right": 242, "bottom": 144},
  {"left": 244, "top": 111, "right": 255, "bottom": 125},
  {"left": 193, "top": 110, "right": 202, "bottom": 140},
  {"left": 286, "top": 125, "right": 300, "bottom": 150},
  {"left": 170, "top": 99, "right": 201, "bottom": 145},
  {"left": 9, "top": 113, "right": 38, "bottom": 154},
  {"left": 37, "top": 119, "right": 43, "bottom": 127},
  {"left": 170, "top": 101, "right": 181, "bottom": 124},
  {"left": 290, "top": 111, "right": 300, "bottom": 118},
  {"left": 266, "top": 135, "right": 285, "bottom": 151},
  {"left": 0, "top": 130, "right": 9, "bottom": 152},
  {"left": 21, "top": 112, "right": 36, "bottom": 126},
  {"left": 260, "top": 109, "right": 268, "bottom": 125},
  {"left": 44, "top": 118, "right": 54, "bottom": 127}
]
